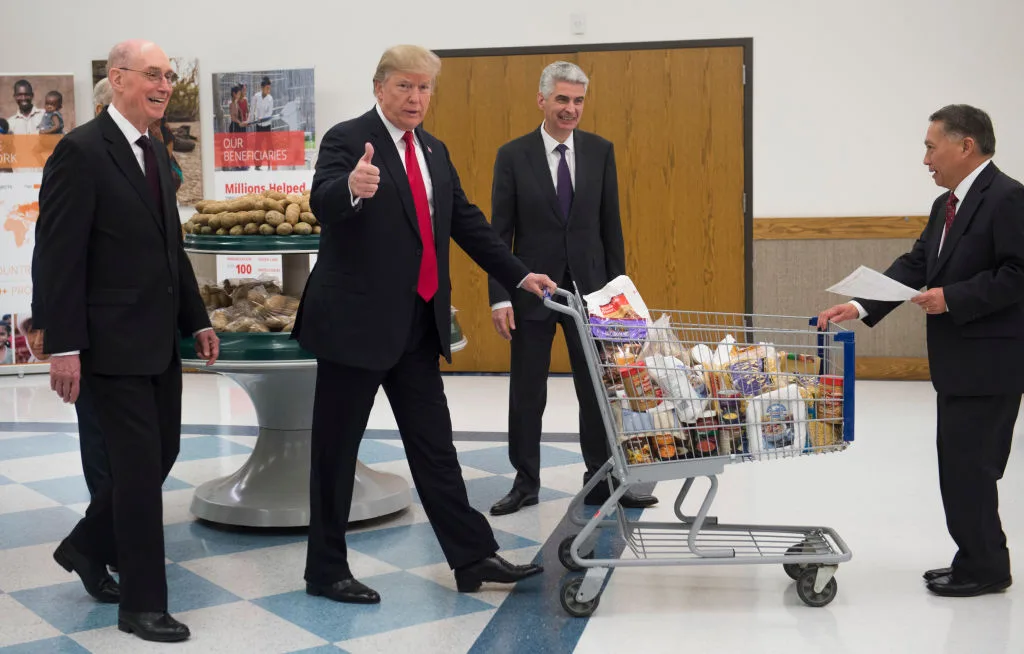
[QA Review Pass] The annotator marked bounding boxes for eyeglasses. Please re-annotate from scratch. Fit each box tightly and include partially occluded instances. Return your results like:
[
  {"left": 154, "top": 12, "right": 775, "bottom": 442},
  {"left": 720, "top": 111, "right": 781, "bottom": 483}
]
[{"left": 117, "top": 67, "right": 178, "bottom": 85}]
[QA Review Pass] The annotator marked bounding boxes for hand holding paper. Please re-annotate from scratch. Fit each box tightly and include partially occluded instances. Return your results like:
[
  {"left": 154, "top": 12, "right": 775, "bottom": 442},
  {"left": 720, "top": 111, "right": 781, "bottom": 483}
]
[{"left": 826, "top": 265, "right": 920, "bottom": 302}]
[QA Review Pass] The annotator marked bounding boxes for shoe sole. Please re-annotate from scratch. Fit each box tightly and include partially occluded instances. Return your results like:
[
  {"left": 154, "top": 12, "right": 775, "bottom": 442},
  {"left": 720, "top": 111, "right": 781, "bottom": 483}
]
[
  {"left": 117, "top": 622, "right": 190, "bottom": 642},
  {"left": 927, "top": 579, "right": 1012, "bottom": 597},
  {"left": 489, "top": 497, "right": 539, "bottom": 516}
]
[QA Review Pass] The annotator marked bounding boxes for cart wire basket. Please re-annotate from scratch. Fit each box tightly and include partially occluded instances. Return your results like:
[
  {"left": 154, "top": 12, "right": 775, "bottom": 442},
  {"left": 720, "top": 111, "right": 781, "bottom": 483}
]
[{"left": 543, "top": 288, "right": 855, "bottom": 615}]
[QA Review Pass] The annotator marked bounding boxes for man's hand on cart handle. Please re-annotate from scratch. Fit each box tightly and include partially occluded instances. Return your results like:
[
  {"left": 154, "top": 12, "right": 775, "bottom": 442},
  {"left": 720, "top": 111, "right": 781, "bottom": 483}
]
[
  {"left": 521, "top": 273, "right": 557, "bottom": 299},
  {"left": 817, "top": 303, "right": 860, "bottom": 330},
  {"left": 911, "top": 287, "right": 946, "bottom": 315}
]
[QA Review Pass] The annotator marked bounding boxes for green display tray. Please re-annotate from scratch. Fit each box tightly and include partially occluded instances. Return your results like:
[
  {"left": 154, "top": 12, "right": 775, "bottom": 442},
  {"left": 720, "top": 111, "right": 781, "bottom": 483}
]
[
  {"left": 180, "top": 332, "right": 314, "bottom": 362},
  {"left": 184, "top": 233, "right": 320, "bottom": 252}
]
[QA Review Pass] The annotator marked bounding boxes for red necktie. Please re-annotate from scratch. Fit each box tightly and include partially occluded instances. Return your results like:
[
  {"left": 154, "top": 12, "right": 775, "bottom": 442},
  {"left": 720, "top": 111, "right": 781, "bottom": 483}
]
[
  {"left": 944, "top": 192, "right": 959, "bottom": 237},
  {"left": 402, "top": 131, "right": 438, "bottom": 301}
]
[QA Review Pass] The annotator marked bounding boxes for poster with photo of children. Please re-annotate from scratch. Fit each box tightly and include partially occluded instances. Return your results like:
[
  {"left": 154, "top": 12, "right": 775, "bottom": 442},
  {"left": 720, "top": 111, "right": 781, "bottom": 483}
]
[
  {"left": 0, "top": 74, "right": 75, "bottom": 172},
  {"left": 92, "top": 57, "right": 204, "bottom": 206}
]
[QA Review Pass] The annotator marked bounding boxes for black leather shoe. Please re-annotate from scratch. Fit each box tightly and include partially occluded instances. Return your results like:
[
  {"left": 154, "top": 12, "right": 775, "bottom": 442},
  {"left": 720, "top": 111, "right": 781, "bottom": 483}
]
[
  {"left": 927, "top": 574, "right": 1012, "bottom": 597},
  {"left": 53, "top": 540, "right": 119, "bottom": 603},
  {"left": 117, "top": 611, "right": 190, "bottom": 642},
  {"left": 489, "top": 490, "right": 539, "bottom": 516},
  {"left": 584, "top": 487, "right": 658, "bottom": 508},
  {"left": 923, "top": 566, "right": 953, "bottom": 581},
  {"left": 306, "top": 578, "right": 381, "bottom": 604},
  {"left": 455, "top": 554, "right": 543, "bottom": 592}
]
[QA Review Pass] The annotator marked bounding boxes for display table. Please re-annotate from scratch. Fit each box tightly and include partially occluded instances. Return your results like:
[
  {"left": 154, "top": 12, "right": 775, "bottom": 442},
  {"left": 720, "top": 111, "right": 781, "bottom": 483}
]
[{"left": 182, "top": 235, "right": 413, "bottom": 528}]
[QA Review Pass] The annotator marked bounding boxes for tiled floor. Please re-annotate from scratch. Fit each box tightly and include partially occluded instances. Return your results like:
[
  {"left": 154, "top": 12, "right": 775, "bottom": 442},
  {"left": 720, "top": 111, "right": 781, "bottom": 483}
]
[{"left": 0, "top": 372, "right": 1021, "bottom": 653}]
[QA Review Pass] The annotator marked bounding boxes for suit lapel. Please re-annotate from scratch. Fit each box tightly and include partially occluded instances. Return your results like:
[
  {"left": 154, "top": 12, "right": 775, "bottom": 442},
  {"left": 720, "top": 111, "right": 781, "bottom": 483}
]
[
  {"left": 527, "top": 128, "right": 564, "bottom": 223},
  {"left": 99, "top": 111, "right": 164, "bottom": 234},
  {"left": 367, "top": 110, "right": 421, "bottom": 237},
  {"left": 567, "top": 130, "right": 586, "bottom": 225},
  {"left": 418, "top": 127, "right": 447, "bottom": 240},
  {"left": 931, "top": 163, "right": 998, "bottom": 280}
]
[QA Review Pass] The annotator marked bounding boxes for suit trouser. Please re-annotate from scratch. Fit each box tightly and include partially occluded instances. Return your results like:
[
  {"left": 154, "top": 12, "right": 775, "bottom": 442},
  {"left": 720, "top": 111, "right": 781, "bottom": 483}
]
[
  {"left": 304, "top": 299, "right": 498, "bottom": 584},
  {"left": 67, "top": 355, "right": 182, "bottom": 612},
  {"left": 74, "top": 375, "right": 111, "bottom": 499},
  {"left": 936, "top": 392, "right": 1018, "bottom": 582},
  {"left": 507, "top": 306, "right": 609, "bottom": 496}
]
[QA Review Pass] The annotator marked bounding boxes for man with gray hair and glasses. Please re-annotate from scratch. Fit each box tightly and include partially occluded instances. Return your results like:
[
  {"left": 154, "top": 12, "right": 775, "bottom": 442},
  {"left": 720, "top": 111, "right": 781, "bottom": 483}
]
[{"left": 487, "top": 61, "right": 657, "bottom": 516}]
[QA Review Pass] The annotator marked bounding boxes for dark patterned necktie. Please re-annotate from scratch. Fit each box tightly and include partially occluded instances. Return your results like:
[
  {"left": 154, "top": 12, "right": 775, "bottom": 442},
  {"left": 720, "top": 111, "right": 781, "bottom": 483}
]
[
  {"left": 136, "top": 135, "right": 163, "bottom": 210},
  {"left": 556, "top": 143, "right": 573, "bottom": 220}
]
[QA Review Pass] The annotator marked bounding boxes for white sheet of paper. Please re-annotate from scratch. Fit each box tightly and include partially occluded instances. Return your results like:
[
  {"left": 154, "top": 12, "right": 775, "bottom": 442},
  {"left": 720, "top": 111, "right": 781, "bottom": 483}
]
[{"left": 826, "top": 265, "right": 920, "bottom": 301}]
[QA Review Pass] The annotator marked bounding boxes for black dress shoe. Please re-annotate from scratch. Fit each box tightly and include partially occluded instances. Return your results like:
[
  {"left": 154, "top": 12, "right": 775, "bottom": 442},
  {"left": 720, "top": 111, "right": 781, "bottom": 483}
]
[
  {"left": 454, "top": 554, "right": 543, "bottom": 592},
  {"left": 118, "top": 611, "right": 190, "bottom": 642},
  {"left": 489, "top": 489, "right": 539, "bottom": 516},
  {"left": 927, "top": 574, "right": 1012, "bottom": 597},
  {"left": 53, "top": 540, "right": 120, "bottom": 603},
  {"left": 923, "top": 566, "right": 953, "bottom": 581},
  {"left": 584, "top": 487, "right": 658, "bottom": 508},
  {"left": 306, "top": 578, "right": 381, "bottom": 604}
]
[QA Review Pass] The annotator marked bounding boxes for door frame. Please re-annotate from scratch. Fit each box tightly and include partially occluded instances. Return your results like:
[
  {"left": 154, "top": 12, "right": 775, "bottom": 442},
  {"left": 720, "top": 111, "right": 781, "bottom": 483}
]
[{"left": 432, "top": 38, "right": 754, "bottom": 313}]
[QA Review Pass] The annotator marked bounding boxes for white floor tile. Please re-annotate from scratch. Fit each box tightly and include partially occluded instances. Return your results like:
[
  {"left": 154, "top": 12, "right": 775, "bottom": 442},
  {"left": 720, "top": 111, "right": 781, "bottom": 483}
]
[
  {"left": 337, "top": 609, "right": 497, "bottom": 654},
  {"left": 0, "top": 541, "right": 70, "bottom": 592},
  {"left": 0, "top": 451, "right": 84, "bottom": 483},
  {"left": 0, "top": 594, "right": 62, "bottom": 647},
  {"left": 163, "top": 488, "right": 200, "bottom": 526},
  {"left": 169, "top": 454, "right": 252, "bottom": 487},
  {"left": 0, "top": 484, "right": 61, "bottom": 514},
  {"left": 71, "top": 600, "right": 328, "bottom": 653}
]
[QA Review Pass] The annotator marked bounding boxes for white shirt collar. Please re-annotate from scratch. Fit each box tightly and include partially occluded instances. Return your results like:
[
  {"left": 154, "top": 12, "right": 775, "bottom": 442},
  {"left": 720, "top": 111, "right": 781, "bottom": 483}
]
[
  {"left": 13, "top": 106, "right": 44, "bottom": 118},
  {"left": 540, "top": 121, "right": 574, "bottom": 154},
  {"left": 376, "top": 104, "right": 414, "bottom": 146},
  {"left": 952, "top": 159, "right": 992, "bottom": 208},
  {"left": 106, "top": 102, "right": 147, "bottom": 146}
]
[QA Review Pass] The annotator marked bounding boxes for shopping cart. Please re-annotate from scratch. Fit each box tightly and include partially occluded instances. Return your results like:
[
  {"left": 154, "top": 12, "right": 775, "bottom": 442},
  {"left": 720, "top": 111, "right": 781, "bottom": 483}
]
[{"left": 543, "top": 288, "right": 855, "bottom": 615}]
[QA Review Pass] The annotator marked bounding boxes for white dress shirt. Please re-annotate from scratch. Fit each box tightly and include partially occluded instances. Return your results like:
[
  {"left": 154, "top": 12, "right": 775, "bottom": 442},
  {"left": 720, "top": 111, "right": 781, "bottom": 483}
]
[
  {"left": 7, "top": 107, "right": 44, "bottom": 134},
  {"left": 53, "top": 103, "right": 210, "bottom": 357},
  {"left": 252, "top": 93, "right": 274, "bottom": 127},
  {"left": 850, "top": 159, "right": 993, "bottom": 320},
  {"left": 491, "top": 122, "right": 573, "bottom": 311}
]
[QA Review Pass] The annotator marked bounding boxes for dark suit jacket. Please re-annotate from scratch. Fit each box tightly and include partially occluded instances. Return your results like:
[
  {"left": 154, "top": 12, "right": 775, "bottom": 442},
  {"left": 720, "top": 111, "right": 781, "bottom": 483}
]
[
  {"left": 31, "top": 108, "right": 209, "bottom": 375},
  {"left": 857, "top": 162, "right": 1024, "bottom": 395},
  {"left": 487, "top": 127, "right": 625, "bottom": 320},
  {"left": 293, "top": 108, "right": 530, "bottom": 370}
]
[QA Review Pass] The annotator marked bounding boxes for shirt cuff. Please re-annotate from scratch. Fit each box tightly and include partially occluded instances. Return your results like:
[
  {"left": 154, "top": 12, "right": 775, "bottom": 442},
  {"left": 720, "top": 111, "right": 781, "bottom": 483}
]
[
  {"left": 516, "top": 275, "right": 528, "bottom": 289},
  {"left": 52, "top": 351, "right": 79, "bottom": 356},
  {"left": 849, "top": 301, "right": 868, "bottom": 320},
  {"left": 193, "top": 327, "right": 214, "bottom": 337},
  {"left": 491, "top": 301, "right": 512, "bottom": 311},
  {"left": 349, "top": 184, "right": 361, "bottom": 208}
]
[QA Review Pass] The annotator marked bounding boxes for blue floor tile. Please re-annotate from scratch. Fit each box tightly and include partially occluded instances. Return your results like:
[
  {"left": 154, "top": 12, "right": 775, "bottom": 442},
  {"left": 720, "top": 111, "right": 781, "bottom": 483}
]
[
  {"left": 255, "top": 571, "right": 493, "bottom": 642},
  {"left": 24, "top": 476, "right": 91, "bottom": 505},
  {"left": 356, "top": 439, "right": 407, "bottom": 465},
  {"left": 163, "top": 476, "right": 193, "bottom": 491},
  {"left": 0, "top": 434, "right": 79, "bottom": 461},
  {"left": 0, "top": 636, "right": 91, "bottom": 653},
  {"left": 288, "top": 647, "right": 349, "bottom": 654},
  {"left": 175, "top": 436, "right": 253, "bottom": 462},
  {"left": 11, "top": 565, "right": 239, "bottom": 634},
  {"left": 0, "top": 507, "right": 82, "bottom": 550},
  {"left": 457, "top": 445, "right": 583, "bottom": 475},
  {"left": 415, "top": 476, "right": 572, "bottom": 515},
  {"left": 0, "top": 475, "right": 12, "bottom": 485},
  {"left": 346, "top": 521, "right": 538, "bottom": 569},
  {"left": 163, "top": 520, "right": 306, "bottom": 562}
]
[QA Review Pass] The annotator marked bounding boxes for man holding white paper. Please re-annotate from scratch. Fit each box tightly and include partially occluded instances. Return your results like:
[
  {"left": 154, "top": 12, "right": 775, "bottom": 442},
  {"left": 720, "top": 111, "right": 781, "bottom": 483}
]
[{"left": 819, "top": 105, "right": 1024, "bottom": 598}]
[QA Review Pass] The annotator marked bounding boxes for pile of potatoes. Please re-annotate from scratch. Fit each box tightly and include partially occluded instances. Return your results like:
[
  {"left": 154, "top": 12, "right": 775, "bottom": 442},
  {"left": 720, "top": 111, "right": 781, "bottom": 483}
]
[{"left": 183, "top": 189, "right": 320, "bottom": 237}]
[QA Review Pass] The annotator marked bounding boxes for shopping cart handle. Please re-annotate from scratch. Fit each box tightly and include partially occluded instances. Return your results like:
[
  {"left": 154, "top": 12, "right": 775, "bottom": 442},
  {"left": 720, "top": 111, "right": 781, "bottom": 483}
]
[{"left": 542, "top": 287, "right": 577, "bottom": 316}]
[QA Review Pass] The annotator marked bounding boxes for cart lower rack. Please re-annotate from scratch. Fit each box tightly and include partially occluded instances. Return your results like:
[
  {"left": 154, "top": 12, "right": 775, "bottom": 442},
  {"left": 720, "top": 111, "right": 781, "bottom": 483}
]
[{"left": 543, "top": 288, "right": 855, "bottom": 615}]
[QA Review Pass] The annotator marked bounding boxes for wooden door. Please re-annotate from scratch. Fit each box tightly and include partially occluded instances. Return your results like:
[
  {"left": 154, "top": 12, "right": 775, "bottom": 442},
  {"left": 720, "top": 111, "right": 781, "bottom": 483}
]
[{"left": 424, "top": 45, "right": 746, "bottom": 372}]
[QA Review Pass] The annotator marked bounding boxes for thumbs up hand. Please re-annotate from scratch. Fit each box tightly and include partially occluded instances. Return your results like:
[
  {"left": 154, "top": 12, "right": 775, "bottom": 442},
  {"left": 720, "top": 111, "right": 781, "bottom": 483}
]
[{"left": 349, "top": 142, "right": 380, "bottom": 199}]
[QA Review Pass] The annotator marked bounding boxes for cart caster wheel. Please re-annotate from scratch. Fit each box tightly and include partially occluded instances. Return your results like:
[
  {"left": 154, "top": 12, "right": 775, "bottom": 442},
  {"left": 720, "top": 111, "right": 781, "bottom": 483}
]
[
  {"left": 796, "top": 569, "right": 838, "bottom": 607},
  {"left": 560, "top": 576, "right": 600, "bottom": 617},
  {"left": 783, "top": 542, "right": 816, "bottom": 581},
  {"left": 558, "top": 536, "right": 594, "bottom": 572}
]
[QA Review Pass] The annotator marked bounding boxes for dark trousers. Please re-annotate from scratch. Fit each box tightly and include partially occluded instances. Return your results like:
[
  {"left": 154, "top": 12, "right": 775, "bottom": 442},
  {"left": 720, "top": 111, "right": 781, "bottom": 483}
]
[
  {"left": 66, "top": 356, "right": 182, "bottom": 612},
  {"left": 304, "top": 299, "right": 498, "bottom": 584},
  {"left": 936, "top": 392, "right": 1018, "bottom": 582},
  {"left": 508, "top": 304, "right": 609, "bottom": 496},
  {"left": 74, "top": 375, "right": 111, "bottom": 499}
]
